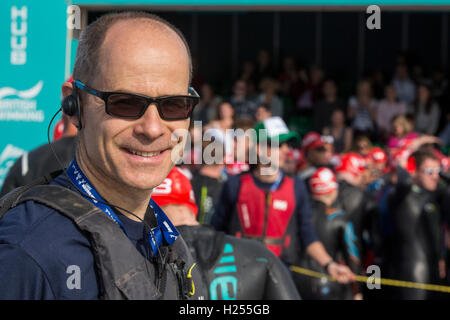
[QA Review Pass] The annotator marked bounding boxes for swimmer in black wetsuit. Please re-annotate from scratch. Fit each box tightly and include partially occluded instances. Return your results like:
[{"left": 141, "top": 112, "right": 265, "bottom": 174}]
[
  {"left": 383, "top": 150, "right": 445, "bottom": 300},
  {"left": 152, "top": 166, "right": 301, "bottom": 300},
  {"left": 334, "top": 153, "right": 382, "bottom": 269},
  {"left": 294, "top": 168, "right": 362, "bottom": 300}
]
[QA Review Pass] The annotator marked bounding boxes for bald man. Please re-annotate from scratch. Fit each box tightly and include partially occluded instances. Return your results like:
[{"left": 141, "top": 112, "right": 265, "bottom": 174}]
[{"left": 0, "top": 12, "right": 205, "bottom": 300}]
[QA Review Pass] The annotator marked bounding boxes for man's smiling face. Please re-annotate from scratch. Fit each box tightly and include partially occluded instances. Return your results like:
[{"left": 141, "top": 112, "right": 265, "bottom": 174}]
[{"left": 78, "top": 19, "right": 191, "bottom": 192}]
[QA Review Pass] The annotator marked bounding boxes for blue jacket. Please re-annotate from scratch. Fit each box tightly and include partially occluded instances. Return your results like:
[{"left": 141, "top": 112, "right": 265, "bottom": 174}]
[{"left": 0, "top": 174, "right": 154, "bottom": 299}]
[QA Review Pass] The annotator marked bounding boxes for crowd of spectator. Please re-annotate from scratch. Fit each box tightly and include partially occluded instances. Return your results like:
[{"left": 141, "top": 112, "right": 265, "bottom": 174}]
[{"left": 181, "top": 49, "right": 450, "bottom": 299}]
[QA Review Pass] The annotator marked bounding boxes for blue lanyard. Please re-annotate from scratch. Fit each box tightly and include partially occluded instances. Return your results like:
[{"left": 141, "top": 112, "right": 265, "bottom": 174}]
[
  {"left": 66, "top": 159, "right": 179, "bottom": 257},
  {"left": 269, "top": 171, "right": 284, "bottom": 192}
]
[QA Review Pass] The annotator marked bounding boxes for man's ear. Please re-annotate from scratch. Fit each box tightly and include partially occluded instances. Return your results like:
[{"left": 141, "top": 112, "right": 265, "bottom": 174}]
[{"left": 61, "top": 81, "right": 73, "bottom": 99}]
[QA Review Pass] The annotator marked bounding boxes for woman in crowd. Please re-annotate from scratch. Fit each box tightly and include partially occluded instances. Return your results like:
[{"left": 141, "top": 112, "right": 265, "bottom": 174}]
[
  {"left": 386, "top": 114, "right": 418, "bottom": 151},
  {"left": 347, "top": 80, "right": 378, "bottom": 137},
  {"left": 322, "top": 108, "right": 353, "bottom": 154},
  {"left": 376, "top": 85, "right": 407, "bottom": 141},
  {"left": 412, "top": 83, "right": 441, "bottom": 136},
  {"left": 192, "top": 82, "right": 223, "bottom": 124}
]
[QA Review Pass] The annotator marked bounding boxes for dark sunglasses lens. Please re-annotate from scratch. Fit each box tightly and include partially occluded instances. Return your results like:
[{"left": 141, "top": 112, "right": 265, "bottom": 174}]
[
  {"left": 159, "top": 97, "right": 196, "bottom": 119},
  {"left": 107, "top": 94, "right": 148, "bottom": 118}
]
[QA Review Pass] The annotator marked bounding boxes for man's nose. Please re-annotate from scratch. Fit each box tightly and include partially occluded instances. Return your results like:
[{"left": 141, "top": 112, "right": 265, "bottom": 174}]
[{"left": 133, "top": 103, "right": 165, "bottom": 139}]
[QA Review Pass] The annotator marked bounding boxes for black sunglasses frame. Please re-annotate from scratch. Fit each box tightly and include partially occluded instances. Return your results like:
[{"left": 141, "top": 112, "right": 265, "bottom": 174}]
[{"left": 73, "top": 80, "right": 200, "bottom": 121}]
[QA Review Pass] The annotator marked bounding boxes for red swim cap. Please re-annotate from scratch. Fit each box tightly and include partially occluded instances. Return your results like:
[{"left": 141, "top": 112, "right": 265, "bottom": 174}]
[
  {"left": 152, "top": 167, "right": 198, "bottom": 216},
  {"left": 310, "top": 167, "right": 338, "bottom": 196},
  {"left": 335, "top": 153, "right": 366, "bottom": 177}
]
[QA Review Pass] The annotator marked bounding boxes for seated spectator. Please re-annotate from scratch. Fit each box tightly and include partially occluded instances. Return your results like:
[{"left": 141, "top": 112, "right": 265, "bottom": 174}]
[
  {"left": 323, "top": 108, "right": 353, "bottom": 154},
  {"left": 412, "top": 83, "right": 441, "bottom": 135},
  {"left": 256, "top": 77, "right": 283, "bottom": 117},
  {"left": 392, "top": 64, "right": 416, "bottom": 106},
  {"left": 370, "top": 69, "right": 386, "bottom": 100},
  {"left": 239, "top": 60, "right": 257, "bottom": 86},
  {"left": 204, "top": 102, "right": 236, "bottom": 166},
  {"left": 225, "top": 119, "right": 255, "bottom": 176},
  {"left": 386, "top": 114, "right": 418, "bottom": 150},
  {"left": 347, "top": 80, "right": 378, "bottom": 136},
  {"left": 278, "top": 56, "right": 298, "bottom": 97},
  {"left": 206, "top": 101, "right": 235, "bottom": 133},
  {"left": 296, "top": 65, "right": 324, "bottom": 112},
  {"left": 376, "top": 85, "right": 407, "bottom": 140},
  {"left": 255, "top": 103, "right": 272, "bottom": 123},
  {"left": 313, "top": 79, "right": 345, "bottom": 132},
  {"left": 429, "top": 69, "right": 448, "bottom": 104},
  {"left": 230, "top": 80, "right": 258, "bottom": 121},
  {"left": 192, "top": 83, "right": 222, "bottom": 125},
  {"left": 254, "top": 49, "right": 275, "bottom": 85}
]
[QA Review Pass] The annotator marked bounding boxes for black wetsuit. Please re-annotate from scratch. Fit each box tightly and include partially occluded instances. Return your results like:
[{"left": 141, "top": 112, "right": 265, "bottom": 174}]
[
  {"left": 336, "top": 181, "right": 382, "bottom": 265},
  {"left": 383, "top": 183, "right": 444, "bottom": 299},
  {"left": 177, "top": 225, "right": 301, "bottom": 300},
  {"left": 191, "top": 173, "right": 224, "bottom": 225},
  {"left": 293, "top": 200, "right": 359, "bottom": 300}
]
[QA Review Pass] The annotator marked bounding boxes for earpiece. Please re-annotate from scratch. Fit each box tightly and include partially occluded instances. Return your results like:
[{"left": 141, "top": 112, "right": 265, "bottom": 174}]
[
  {"left": 61, "top": 95, "right": 78, "bottom": 117},
  {"left": 61, "top": 85, "right": 82, "bottom": 129}
]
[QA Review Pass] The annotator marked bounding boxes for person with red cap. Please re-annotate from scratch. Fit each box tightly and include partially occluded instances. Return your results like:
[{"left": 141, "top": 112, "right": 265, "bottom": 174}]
[
  {"left": 282, "top": 147, "right": 302, "bottom": 176},
  {"left": 297, "top": 132, "right": 332, "bottom": 182},
  {"left": 381, "top": 149, "right": 446, "bottom": 299},
  {"left": 152, "top": 167, "right": 301, "bottom": 300},
  {"left": 334, "top": 152, "right": 382, "bottom": 290},
  {"left": 365, "top": 147, "right": 390, "bottom": 197},
  {"left": 334, "top": 152, "right": 366, "bottom": 188},
  {"left": 293, "top": 167, "right": 362, "bottom": 300}
]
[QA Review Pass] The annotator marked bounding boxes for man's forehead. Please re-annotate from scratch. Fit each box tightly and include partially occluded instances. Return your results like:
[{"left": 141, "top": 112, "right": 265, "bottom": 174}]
[
  {"left": 102, "top": 19, "right": 186, "bottom": 54},
  {"left": 421, "top": 158, "right": 440, "bottom": 168},
  {"left": 95, "top": 19, "right": 190, "bottom": 88}
]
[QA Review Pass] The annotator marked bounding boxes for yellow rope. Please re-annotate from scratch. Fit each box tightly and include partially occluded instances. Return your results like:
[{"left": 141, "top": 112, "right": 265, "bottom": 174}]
[{"left": 289, "top": 265, "right": 450, "bottom": 294}]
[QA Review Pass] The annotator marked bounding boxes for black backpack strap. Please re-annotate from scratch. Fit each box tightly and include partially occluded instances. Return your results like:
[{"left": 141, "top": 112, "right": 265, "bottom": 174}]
[
  {"left": 0, "top": 170, "right": 63, "bottom": 219},
  {"left": 7, "top": 184, "right": 163, "bottom": 300},
  {"left": 14, "top": 184, "right": 101, "bottom": 223}
]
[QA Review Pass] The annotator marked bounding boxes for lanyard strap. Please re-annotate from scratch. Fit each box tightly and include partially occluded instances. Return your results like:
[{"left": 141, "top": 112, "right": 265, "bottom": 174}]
[
  {"left": 66, "top": 159, "right": 179, "bottom": 256},
  {"left": 269, "top": 171, "right": 284, "bottom": 192}
]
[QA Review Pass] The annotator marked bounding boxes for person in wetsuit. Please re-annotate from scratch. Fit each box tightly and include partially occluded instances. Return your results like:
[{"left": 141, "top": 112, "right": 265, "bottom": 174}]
[
  {"left": 294, "top": 167, "right": 361, "bottom": 300},
  {"left": 334, "top": 152, "right": 382, "bottom": 272},
  {"left": 152, "top": 166, "right": 301, "bottom": 300},
  {"left": 383, "top": 150, "right": 445, "bottom": 299}
]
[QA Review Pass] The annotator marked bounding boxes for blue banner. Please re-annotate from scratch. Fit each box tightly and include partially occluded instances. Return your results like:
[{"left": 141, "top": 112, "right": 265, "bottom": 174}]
[{"left": 0, "top": 0, "right": 67, "bottom": 187}]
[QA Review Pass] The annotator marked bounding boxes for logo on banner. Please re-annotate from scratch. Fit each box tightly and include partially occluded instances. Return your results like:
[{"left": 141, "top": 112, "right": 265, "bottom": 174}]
[
  {"left": 0, "top": 81, "right": 45, "bottom": 122},
  {"left": 11, "top": 6, "right": 28, "bottom": 65},
  {"left": 0, "top": 144, "right": 26, "bottom": 187}
]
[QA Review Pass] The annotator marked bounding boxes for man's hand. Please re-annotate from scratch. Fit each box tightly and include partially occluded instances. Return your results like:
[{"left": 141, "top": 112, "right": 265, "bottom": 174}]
[{"left": 327, "top": 262, "right": 355, "bottom": 283}]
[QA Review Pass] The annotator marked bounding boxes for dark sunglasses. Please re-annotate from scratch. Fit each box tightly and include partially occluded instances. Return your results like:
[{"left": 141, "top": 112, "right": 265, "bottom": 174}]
[
  {"left": 422, "top": 167, "right": 441, "bottom": 175},
  {"left": 73, "top": 80, "right": 200, "bottom": 121}
]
